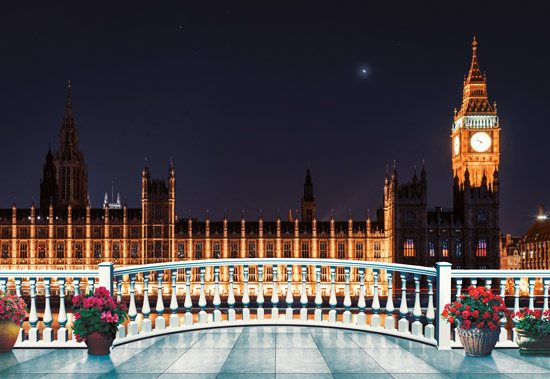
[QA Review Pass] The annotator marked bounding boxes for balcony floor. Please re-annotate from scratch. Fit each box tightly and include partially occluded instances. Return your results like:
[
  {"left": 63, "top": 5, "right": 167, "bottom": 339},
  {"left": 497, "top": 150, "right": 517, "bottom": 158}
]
[{"left": 2, "top": 326, "right": 549, "bottom": 378}]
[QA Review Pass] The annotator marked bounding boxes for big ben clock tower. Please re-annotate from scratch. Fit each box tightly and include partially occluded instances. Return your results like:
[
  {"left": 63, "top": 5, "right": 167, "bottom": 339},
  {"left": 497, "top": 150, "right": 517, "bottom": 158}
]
[
  {"left": 452, "top": 37, "right": 500, "bottom": 269},
  {"left": 451, "top": 37, "right": 500, "bottom": 186}
]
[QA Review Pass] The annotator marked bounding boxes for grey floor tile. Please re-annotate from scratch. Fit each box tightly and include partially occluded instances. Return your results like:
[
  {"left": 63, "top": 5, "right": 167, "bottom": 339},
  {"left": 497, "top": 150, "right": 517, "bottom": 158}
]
[
  {"left": 149, "top": 331, "right": 207, "bottom": 348},
  {"left": 334, "top": 375, "right": 392, "bottom": 379},
  {"left": 1, "top": 349, "right": 87, "bottom": 374},
  {"left": 233, "top": 331, "right": 277, "bottom": 348},
  {"left": 453, "top": 349, "right": 550, "bottom": 373},
  {"left": 311, "top": 332, "right": 362, "bottom": 349},
  {"left": 53, "top": 349, "right": 142, "bottom": 373},
  {"left": 220, "top": 348, "right": 275, "bottom": 373},
  {"left": 277, "top": 374, "right": 334, "bottom": 379},
  {"left": 107, "top": 347, "right": 186, "bottom": 373},
  {"left": 318, "top": 347, "right": 387, "bottom": 374},
  {"left": 407, "top": 348, "right": 500, "bottom": 374},
  {"left": 445, "top": 374, "right": 514, "bottom": 379},
  {"left": 275, "top": 348, "right": 331, "bottom": 374},
  {"left": 390, "top": 375, "right": 452, "bottom": 379},
  {"left": 193, "top": 332, "right": 241, "bottom": 348},
  {"left": 164, "top": 348, "right": 232, "bottom": 373},
  {"left": 276, "top": 333, "right": 318, "bottom": 348},
  {"left": 218, "top": 374, "right": 276, "bottom": 379},
  {"left": 114, "top": 337, "right": 159, "bottom": 349},
  {"left": 348, "top": 332, "right": 403, "bottom": 349},
  {"left": 0, "top": 349, "right": 55, "bottom": 371},
  {"left": 366, "top": 348, "right": 443, "bottom": 374},
  {"left": 159, "top": 375, "right": 217, "bottom": 379}
]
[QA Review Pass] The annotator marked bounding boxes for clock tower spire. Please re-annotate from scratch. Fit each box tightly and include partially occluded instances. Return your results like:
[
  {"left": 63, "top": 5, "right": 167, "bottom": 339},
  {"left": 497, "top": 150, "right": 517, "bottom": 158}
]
[{"left": 451, "top": 36, "right": 500, "bottom": 188}]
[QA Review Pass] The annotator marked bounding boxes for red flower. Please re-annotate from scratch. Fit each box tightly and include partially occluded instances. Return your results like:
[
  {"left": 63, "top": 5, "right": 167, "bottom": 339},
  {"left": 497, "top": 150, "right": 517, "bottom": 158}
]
[
  {"left": 462, "top": 319, "right": 472, "bottom": 329},
  {"left": 448, "top": 316, "right": 455, "bottom": 324}
]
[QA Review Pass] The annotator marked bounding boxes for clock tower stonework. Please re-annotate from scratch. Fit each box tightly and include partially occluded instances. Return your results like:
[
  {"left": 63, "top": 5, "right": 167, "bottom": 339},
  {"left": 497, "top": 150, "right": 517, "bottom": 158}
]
[{"left": 451, "top": 37, "right": 500, "bottom": 187}]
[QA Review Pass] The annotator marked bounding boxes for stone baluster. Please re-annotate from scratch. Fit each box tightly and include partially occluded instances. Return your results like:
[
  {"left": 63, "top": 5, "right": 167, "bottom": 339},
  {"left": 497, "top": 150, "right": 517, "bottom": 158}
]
[
  {"left": 127, "top": 274, "right": 138, "bottom": 336},
  {"left": 184, "top": 268, "right": 193, "bottom": 325},
  {"left": 411, "top": 274, "right": 422, "bottom": 336},
  {"left": 228, "top": 266, "right": 236, "bottom": 322},
  {"left": 198, "top": 267, "right": 207, "bottom": 324},
  {"left": 14, "top": 278, "right": 23, "bottom": 342},
  {"left": 57, "top": 278, "right": 68, "bottom": 342},
  {"left": 242, "top": 265, "right": 250, "bottom": 321},
  {"left": 0, "top": 278, "right": 6, "bottom": 293},
  {"left": 271, "top": 265, "right": 279, "bottom": 320},
  {"left": 116, "top": 276, "right": 122, "bottom": 303},
  {"left": 398, "top": 273, "right": 409, "bottom": 333},
  {"left": 471, "top": 278, "right": 477, "bottom": 288},
  {"left": 71, "top": 278, "right": 80, "bottom": 342},
  {"left": 88, "top": 277, "right": 95, "bottom": 294},
  {"left": 29, "top": 278, "right": 39, "bottom": 343},
  {"left": 371, "top": 269, "right": 381, "bottom": 328},
  {"left": 384, "top": 271, "right": 395, "bottom": 330},
  {"left": 499, "top": 279, "right": 508, "bottom": 343},
  {"left": 141, "top": 272, "right": 152, "bottom": 333},
  {"left": 155, "top": 271, "right": 166, "bottom": 330},
  {"left": 300, "top": 265, "right": 308, "bottom": 321},
  {"left": 343, "top": 266, "right": 352, "bottom": 324},
  {"left": 213, "top": 266, "right": 222, "bottom": 322},
  {"left": 485, "top": 278, "right": 492, "bottom": 290},
  {"left": 169, "top": 269, "right": 179, "bottom": 328},
  {"left": 328, "top": 266, "right": 337, "bottom": 323},
  {"left": 456, "top": 278, "right": 463, "bottom": 299},
  {"left": 513, "top": 277, "right": 521, "bottom": 316},
  {"left": 43, "top": 277, "right": 53, "bottom": 342},
  {"left": 314, "top": 265, "right": 322, "bottom": 322},
  {"left": 528, "top": 278, "right": 535, "bottom": 310},
  {"left": 543, "top": 279, "right": 550, "bottom": 312},
  {"left": 425, "top": 276, "right": 435, "bottom": 340},
  {"left": 356, "top": 267, "right": 366, "bottom": 325},
  {"left": 285, "top": 265, "right": 294, "bottom": 320},
  {"left": 257, "top": 265, "right": 265, "bottom": 321}
]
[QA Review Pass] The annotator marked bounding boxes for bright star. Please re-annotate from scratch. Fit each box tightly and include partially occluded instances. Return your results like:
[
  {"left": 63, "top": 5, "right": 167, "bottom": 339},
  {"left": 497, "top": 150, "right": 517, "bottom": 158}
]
[{"left": 359, "top": 65, "right": 369, "bottom": 77}]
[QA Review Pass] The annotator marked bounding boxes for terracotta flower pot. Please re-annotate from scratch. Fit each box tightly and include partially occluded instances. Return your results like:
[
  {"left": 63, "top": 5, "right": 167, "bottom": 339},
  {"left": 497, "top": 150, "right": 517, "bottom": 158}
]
[
  {"left": 85, "top": 331, "right": 115, "bottom": 355},
  {"left": 516, "top": 329, "right": 550, "bottom": 356},
  {"left": 456, "top": 324, "right": 500, "bottom": 356},
  {"left": 0, "top": 320, "right": 20, "bottom": 353}
]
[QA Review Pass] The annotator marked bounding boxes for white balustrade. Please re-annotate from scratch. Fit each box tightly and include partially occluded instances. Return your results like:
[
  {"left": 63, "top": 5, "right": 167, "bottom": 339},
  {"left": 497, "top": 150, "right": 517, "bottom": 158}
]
[{"left": 2, "top": 259, "right": 550, "bottom": 351}]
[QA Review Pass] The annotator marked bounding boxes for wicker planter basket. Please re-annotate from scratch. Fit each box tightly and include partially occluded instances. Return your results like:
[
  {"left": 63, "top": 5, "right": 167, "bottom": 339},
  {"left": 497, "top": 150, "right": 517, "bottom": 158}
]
[{"left": 456, "top": 324, "right": 500, "bottom": 356}]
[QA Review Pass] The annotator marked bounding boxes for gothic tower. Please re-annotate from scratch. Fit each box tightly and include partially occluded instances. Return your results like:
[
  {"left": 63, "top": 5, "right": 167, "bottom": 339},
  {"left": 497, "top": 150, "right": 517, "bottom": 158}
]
[
  {"left": 452, "top": 37, "right": 500, "bottom": 269},
  {"left": 300, "top": 169, "right": 316, "bottom": 222},
  {"left": 40, "top": 81, "right": 88, "bottom": 209},
  {"left": 451, "top": 37, "right": 500, "bottom": 187}
]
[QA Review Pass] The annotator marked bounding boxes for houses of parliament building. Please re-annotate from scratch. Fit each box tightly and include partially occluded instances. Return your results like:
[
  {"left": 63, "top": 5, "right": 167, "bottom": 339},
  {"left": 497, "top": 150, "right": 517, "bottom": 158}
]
[{"left": 0, "top": 38, "right": 501, "bottom": 279}]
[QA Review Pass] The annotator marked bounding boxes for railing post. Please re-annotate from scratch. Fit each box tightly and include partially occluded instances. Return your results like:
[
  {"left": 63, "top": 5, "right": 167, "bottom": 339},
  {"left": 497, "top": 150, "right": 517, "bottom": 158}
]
[
  {"left": 436, "top": 262, "right": 452, "bottom": 350},
  {"left": 98, "top": 262, "right": 114, "bottom": 296}
]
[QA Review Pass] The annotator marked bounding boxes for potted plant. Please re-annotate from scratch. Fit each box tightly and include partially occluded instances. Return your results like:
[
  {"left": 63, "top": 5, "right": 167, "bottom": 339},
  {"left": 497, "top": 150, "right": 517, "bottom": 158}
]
[
  {"left": 0, "top": 291, "right": 27, "bottom": 353},
  {"left": 442, "top": 285, "right": 509, "bottom": 356},
  {"left": 72, "top": 286, "right": 127, "bottom": 355},
  {"left": 514, "top": 307, "right": 550, "bottom": 355}
]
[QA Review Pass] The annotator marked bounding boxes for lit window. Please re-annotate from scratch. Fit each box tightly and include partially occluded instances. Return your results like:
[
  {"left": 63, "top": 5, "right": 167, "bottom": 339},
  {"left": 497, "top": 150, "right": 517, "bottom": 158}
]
[
  {"left": 428, "top": 241, "right": 435, "bottom": 257},
  {"left": 131, "top": 243, "right": 139, "bottom": 258},
  {"left": 476, "top": 239, "right": 487, "bottom": 257},
  {"left": 283, "top": 241, "right": 292, "bottom": 258},
  {"left": 213, "top": 241, "right": 221, "bottom": 258},
  {"left": 56, "top": 243, "right": 64, "bottom": 259},
  {"left": 248, "top": 241, "right": 256, "bottom": 258},
  {"left": 404, "top": 239, "right": 415, "bottom": 257},
  {"left": 94, "top": 243, "right": 101, "bottom": 258},
  {"left": 373, "top": 242, "right": 381, "bottom": 259},
  {"left": 319, "top": 241, "right": 328, "bottom": 259},
  {"left": 355, "top": 242, "right": 363, "bottom": 259},
  {"left": 230, "top": 241, "right": 239, "bottom": 258},
  {"left": 20, "top": 244, "right": 28, "bottom": 259},
  {"left": 112, "top": 243, "right": 120, "bottom": 259},
  {"left": 266, "top": 242, "right": 274, "bottom": 258},
  {"left": 75, "top": 244, "right": 83, "bottom": 259},
  {"left": 301, "top": 242, "right": 310, "bottom": 258},
  {"left": 455, "top": 239, "right": 462, "bottom": 257},
  {"left": 195, "top": 242, "right": 203, "bottom": 259},
  {"left": 337, "top": 242, "right": 345, "bottom": 259},
  {"left": 177, "top": 242, "right": 185, "bottom": 259},
  {"left": 442, "top": 239, "right": 449, "bottom": 257}
]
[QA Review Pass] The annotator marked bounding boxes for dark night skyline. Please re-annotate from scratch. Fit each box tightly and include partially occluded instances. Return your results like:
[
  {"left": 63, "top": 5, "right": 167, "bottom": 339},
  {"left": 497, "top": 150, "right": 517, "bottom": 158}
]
[{"left": 0, "top": 1, "right": 549, "bottom": 234}]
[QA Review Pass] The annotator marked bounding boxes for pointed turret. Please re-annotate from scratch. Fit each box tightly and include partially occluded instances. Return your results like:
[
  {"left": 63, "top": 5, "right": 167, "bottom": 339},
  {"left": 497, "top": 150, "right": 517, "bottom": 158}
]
[{"left": 300, "top": 169, "right": 316, "bottom": 222}]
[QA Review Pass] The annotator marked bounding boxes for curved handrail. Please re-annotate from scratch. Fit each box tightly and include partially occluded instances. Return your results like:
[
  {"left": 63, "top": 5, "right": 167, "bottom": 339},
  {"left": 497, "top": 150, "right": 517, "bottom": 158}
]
[
  {"left": 0, "top": 269, "right": 99, "bottom": 278},
  {"left": 112, "top": 258, "right": 437, "bottom": 277},
  {"left": 452, "top": 269, "right": 550, "bottom": 279}
]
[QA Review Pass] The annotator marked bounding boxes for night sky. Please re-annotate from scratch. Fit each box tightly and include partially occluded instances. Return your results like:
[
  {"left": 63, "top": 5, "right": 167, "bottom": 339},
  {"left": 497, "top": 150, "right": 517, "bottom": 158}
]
[{"left": 1, "top": 1, "right": 549, "bottom": 234}]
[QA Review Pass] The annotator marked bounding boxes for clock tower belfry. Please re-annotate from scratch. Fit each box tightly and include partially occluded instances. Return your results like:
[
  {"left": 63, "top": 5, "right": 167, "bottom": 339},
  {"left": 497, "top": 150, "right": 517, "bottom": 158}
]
[{"left": 451, "top": 36, "right": 500, "bottom": 187}]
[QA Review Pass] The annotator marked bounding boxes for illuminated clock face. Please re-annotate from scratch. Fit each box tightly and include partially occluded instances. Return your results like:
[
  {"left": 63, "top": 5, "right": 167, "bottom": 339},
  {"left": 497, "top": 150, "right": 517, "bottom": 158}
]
[
  {"left": 453, "top": 135, "right": 460, "bottom": 155},
  {"left": 470, "top": 132, "right": 492, "bottom": 152}
]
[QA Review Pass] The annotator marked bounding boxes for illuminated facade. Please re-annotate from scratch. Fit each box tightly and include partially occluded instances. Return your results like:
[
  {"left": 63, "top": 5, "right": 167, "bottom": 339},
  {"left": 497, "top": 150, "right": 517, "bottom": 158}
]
[
  {"left": 0, "top": 38, "right": 501, "bottom": 276},
  {"left": 520, "top": 206, "right": 550, "bottom": 270}
]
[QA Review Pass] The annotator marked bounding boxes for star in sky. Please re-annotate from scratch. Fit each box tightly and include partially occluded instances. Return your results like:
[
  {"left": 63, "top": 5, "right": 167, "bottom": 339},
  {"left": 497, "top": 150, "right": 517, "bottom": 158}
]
[{"left": 359, "top": 65, "right": 369, "bottom": 77}]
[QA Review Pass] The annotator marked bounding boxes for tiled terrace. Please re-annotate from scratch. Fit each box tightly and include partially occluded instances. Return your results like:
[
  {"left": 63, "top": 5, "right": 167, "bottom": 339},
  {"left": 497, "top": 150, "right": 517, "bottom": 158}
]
[{"left": 1, "top": 326, "right": 549, "bottom": 378}]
